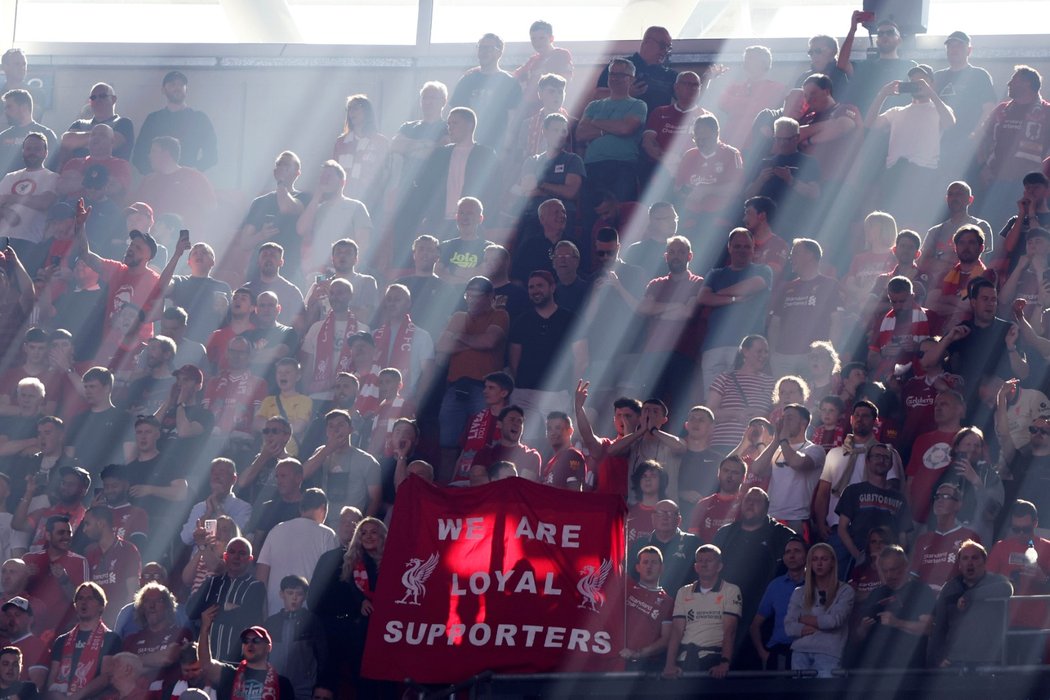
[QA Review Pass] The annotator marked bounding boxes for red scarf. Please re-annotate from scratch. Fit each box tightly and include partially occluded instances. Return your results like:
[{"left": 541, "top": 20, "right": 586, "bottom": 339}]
[
  {"left": 231, "top": 660, "right": 280, "bottom": 700},
  {"left": 353, "top": 558, "right": 373, "bottom": 600},
  {"left": 55, "top": 620, "right": 108, "bottom": 694},
  {"left": 309, "top": 311, "right": 359, "bottom": 394},
  {"left": 372, "top": 314, "right": 416, "bottom": 382},
  {"left": 452, "top": 409, "right": 501, "bottom": 482}
]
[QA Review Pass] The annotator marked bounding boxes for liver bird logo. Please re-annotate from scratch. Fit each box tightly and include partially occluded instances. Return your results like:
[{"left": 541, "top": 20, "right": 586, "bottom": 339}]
[
  {"left": 576, "top": 559, "right": 612, "bottom": 612},
  {"left": 397, "top": 553, "right": 440, "bottom": 606}
]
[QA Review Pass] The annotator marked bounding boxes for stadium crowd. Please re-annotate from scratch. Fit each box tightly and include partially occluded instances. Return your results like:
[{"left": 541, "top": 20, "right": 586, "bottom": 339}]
[{"left": 1, "top": 9, "right": 1050, "bottom": 698}]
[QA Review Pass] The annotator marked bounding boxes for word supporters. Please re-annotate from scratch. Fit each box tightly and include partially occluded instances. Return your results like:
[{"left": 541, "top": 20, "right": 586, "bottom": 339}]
[{"left": 362, "top": 476, "right": 627, "bottom": 683}]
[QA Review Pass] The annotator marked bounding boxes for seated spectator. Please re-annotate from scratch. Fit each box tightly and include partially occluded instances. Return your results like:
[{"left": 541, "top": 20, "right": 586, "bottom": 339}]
[
  {"left": 784, "top": 543, "right": 854, "bottom": 677},
  {"left": 45, "top": 582, "right": 121, "bottom": 698}
]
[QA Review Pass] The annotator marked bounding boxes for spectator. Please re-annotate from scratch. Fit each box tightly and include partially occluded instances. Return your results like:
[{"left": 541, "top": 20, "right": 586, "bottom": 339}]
[
  {"left": 749, "top": 536, "right": 807, "bottom": 670},
  {"left": 340, "top": 517, "right": 386, "bottom": 693},
  {"left": 852, "top": 545, "right": 935, "bottom": 669},
  {"left": 641, "top": 71, "right": 708, "bottom": 189},
  {"left": 187, "top": 537, "right": 265, "bottom": 664},
  {"left": 302, "top": 410, "right": 381, "bottom": 519},
  {"left": 120, "top": 582, "right": 190, "bottom": 694},
  {"left": 717, "top": 46, "right": 787, "bottom": 150},
  {"left": 295, "top": 161, "right": 372, "bottom": 278},
  {"left": 751, "top": 404, "right": 825, "bottom": 533},
  {"left": 468, "top": 406, "right": 542, "bottom": 483},
  {"left": 661, "top": 544, "right": 740, "bottom": 679},
  {"left": 797, "top": 73, "right": 863, "bottom": 185},
  {"left": 928, "top": 540, "right": 1012, "bottom": 667},
  {"left": 706, "top": 335, "right": 775, "bottom": 453},
  {"left": 629, "top": 500, "right": 699, "bottom": 593},
  {"left": 3, "top": 597, "right": 48, "bottom": 689},
  {"left": 45, "top": 582, "right": 121, "bottom": 699},
  {"left": 196, "top": 610, "right": 294, "bottom": 699},
  {"left": 263, "top": 575, "right": 326, "bottom": 700},
  {"left": 676, "top": 406, "right": 724, "bottom": 520},
  {"left": 673, "top": 115, "right": 744, "bottom": 248},
  {"left": 0, "top": 89, "right": 56, "bottom": 177},
  {"left": 56, "top": 124, "right": 132, "bottom": 202},
  {"left": 838, "top": 15, "right": 914, "bottom": 112},
  {"left": 132, "top": 70, "right": 217, "bottom": 174},
  {"left": 998, "top": 172, "right": 1050, "bottom": 273},
  {"left": 769, "top": 238, "right": 838, "bottom": 377},
  {"left": 935, "top": 33, "right": 997, "bottom": 189},
  {"left": 686, "top": 455, "right": 744, "bottom": 543},
  {"left": 56, "top": 83, "right": 134, "bottom": 165},
  {"left": 912, "top": 482, "right": 981, "bottom": 592},
  {"left": 82, "top": 505, "right": 140, "bottom": 627},
  {"left": 798, "top": 34, "right": 848, "bottom": 96},
  {"left": 593, "top": 26, "right": 677, "bottom": 114},
  {"left": 450, "top": 34, "right": 522, "bottom": 151},
  {"left": 513, "top": 21, "right": 574, "bottom": 106},
  {"left": 784, "top": 543, "right": 854, "bottom": 677},
  {"left": 332, "top": 94, "right": 389, "bottom": 219},
  {"left": 626, "top": 461, "right": 666, "bottom": 547},
  {"left": 621, "top": 546, "right": 673, "bottom": 672},
  {"left": 0, "top": 132, "right": 58, "bottom": 256},
  {"left": 233, "top": 151, "right": 308, "bottom": 286},
  {"left": 923, "top": 182, "right": 993, "bottom": 279},
  {"left": 516, "top": 112, "right": 584, "bottom": 237},
  {"left": 179, "top": 459, "right": 253, "bottom": 549}
]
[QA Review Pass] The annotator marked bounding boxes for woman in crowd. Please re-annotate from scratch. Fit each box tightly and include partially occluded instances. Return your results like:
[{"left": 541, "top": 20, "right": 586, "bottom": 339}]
[
  {"left": 708, "top": 335, "right": 775, "bottom": 453},
  {"left": 333, "top": 94, "right": 390, "bottom": 221},
  {"left": 785, "top": 542, "right": 854, "bottom": 677}
]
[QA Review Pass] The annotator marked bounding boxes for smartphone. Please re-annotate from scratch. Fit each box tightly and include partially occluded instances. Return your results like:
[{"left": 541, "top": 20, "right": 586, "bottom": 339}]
[
  {"left": 898, "top": 83, "right": 920, "bottom": 94},
  {"left": 179, "top": 229, "right": 190, "bottom": 245},
  {"left": 204, "top": 519, "right": 217, "bottom": 537},
  {"left": 315, "top": 274, "right": 327, "bottom": 284},
  {"left": 857, "top": 10, "right": 876, "bottom": 22}
]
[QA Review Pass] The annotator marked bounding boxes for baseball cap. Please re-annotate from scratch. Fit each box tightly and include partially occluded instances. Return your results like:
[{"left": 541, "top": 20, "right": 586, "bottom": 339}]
[
  {"left": 125, "top": 202, "right": 155, "bottom": 220},
  {"left": 129, "top": 230, "right": 158, "bottom": 260},
  {"left": 46, "top": 202, "right": 76, "bottom": 221},
  {"left": 2, "top": 597, "right": 32, "bottom": 615},
  {"left": 240, "top": 626, "right": 272, "bottom": 645},
  {"left": 945, "top": 31, "right": 971, "bottom": 45}
]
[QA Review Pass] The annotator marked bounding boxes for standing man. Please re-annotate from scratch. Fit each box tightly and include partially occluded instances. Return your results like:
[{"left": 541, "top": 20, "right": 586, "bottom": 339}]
[
  {"left": 934, "top": 32, "right": 997, "bottom": 182},
  {"left": 45, "top": 582, "right": 121, "bottom": 700},
  {"left": 0, "top": 89, "right": 56, "bottom": 176},
  {"left": 450, "top": 34, "right": 522, "bottom": 151},
  {"left": 594, "top": 26, "right": 678, "bottom": 114},
  {"left": 132, "top": 70, "right": 218, "bottom": 174},
  {"left": 838, "top": 14, "right": 914, "bottom": 113},
  {"left": 977, "top": 66, "right": 1050, "bottom": 225},
  {"left": 197, "top": 609, "right": 294, "bottom": 699},
  {"left": 55, "top": 83, "right": 135, "bottom": 165},
  {"left": 662, "top": 545, "right": 741, "bottom": 679},
  {"left": 234, "top": 151, "right": 308, "bottom": 286},
  {"left": 621, "top": 546, "right": 673, "bottom": 671},
  {"left": 751, "top": 404, "right": 826, "bottom": 533},
  {"left": 630, "top": 501, "right": 700, "bottom": 593},
  {"left": 0, "top": 132, "right": 59, "bottom": 257},
  {"left": 768, "top": 238, "right": 838, "bottom": 377},
  {"left": 187, "top": 538, "right": 266, "bottom": 664}
]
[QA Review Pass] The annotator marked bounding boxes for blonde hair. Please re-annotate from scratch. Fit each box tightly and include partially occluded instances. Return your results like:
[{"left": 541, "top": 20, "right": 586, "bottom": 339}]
[{"left": 802, "top": 542, "right": 841, "bottom": 610}]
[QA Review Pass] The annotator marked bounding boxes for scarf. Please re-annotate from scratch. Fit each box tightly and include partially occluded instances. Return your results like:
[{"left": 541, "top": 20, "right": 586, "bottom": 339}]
[
  {"left": 372, "top": 314, "right": 416, "bottom": 382},
  {"left": 452, "top": 409, "right": 501, "bottom": 482},
  {"left": 54, "top": 620, "right": 108, "bottom": 694},
  {"left": 873, "top": 303, "right": 931, "bottom": 375},
  {"left": 309, "top": 311, "right": 359, "bottom": 394},
  {"left": 941, "top": 260, "right": 987, "bottom": 294},
  {"left": 353, "top": 558, "right": 373, "bottom": 600},
  {"left": 231, "top": 660, "right": 280, "bottom": 700}
]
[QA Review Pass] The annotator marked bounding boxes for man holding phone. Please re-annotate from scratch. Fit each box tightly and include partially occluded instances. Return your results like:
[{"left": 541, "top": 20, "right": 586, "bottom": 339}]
[{"left": 865, "top": 64, "right": 956, "bottom": 229}]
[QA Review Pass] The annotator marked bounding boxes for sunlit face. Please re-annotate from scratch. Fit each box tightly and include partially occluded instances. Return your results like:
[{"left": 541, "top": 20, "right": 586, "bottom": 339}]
[
  {"left": 613, "top": 407, "right": 639, "bottom": 436},
  {"left": 779, "top": 381, "right": 805, "bottom": 406},
  {"left": 958, "top": 545, "right": 987, "bottom": 583},
  {"left": 74, "top": 587, "right": 103, "bottom": 620},
  {"left": 331, "top": 243, "right": 356, "bottom": 272},
  {"left": 945, "top": 38, "right": 970, "bottom": 66},
  {"left": 446, "top": 112, "right": 474, "bottom": 143},
  {"left": 640, "top": 28, "right": 673, "bottom": 64},
  {"left": 664, "top": 240, "right": 691, "bottom": 274},
  {"left": 819, "top": 402, "right": 841, "bottom": 428},
  {"left": 325, "top": 416, "right": 352, "bottom": 446},
  {"left": 546, "top": 417, "right": 571, "bottom": 448},
  {"left": 783, "top": 541, "right": 806, "bottom": 571},
  {"left": 275, "top": 364, "right": 300, "bottom": 392},
  {"left": 419, "top": 86, "right": 446, "bottom": 118},
  {"left": 413, "top": 239, "right": 440, "bottom": 269},
  {"left": 258, "top": 248, "right": 283, "bottom": 276},
  {"left": 21, "top": 135, "right": 46, "bottom": 168},
  {"left": 694, "top": 551, "right": 722, "bottom": 581},
  {"left": 333, "top": 375, "right": 359, "bottom": 405},
  {"left": 741, "top": 338, "right": 770, "bottom": 367},
  {"left": 224, "top": 540, "right": 252, "bottom": 576},
  {"left": 932, "top": 485, "right": 962, "bottom": 518},
  {"left": 888, "top": 289, "right": 912, "bottom": 316},
  {"left": 684, "top": 409, "right": 712, "bottom": 438},
  {"left": 15, "top": 383, "right": 43, "bottom": 414},
  {"left": 946, "top": 183, "right": 972, "bottom": 214},
  {"left": 358, "top": 521, "right": 383, "bottom": 553},
  {"left": 673, "top": 72, "right": 702, "bottom": 107},
  {"left": 718, "top": 461, "right": 745, "bottom": 492},
  {"left": 953, "top": 231, "right": 983, "bottom": 264}
]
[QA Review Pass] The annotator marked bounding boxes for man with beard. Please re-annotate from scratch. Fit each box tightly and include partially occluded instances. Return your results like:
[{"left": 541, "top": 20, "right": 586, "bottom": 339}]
[
  {"left": 713, "top": 487, "right": 796, "bottom": 644},
  {"left": 541, "top": 411, "right": 586, "bottom": 491},
  {"left": 302, "top": 239, "right": 377, "bottom": 328},
  {"left": 508, "top": 271, "right": 586, "bottom": 439},
  {"left": 132, "top": 71, "right": 217, "bottom": 174},
  {"left": 243, "top": 243, "right": 303, "bottom": 327},
  {"left": 24, "top": 516, "right": 88, "bottom": 636},
  {"left": 14, "top": 467, "right": 90, "bottom": 554},
  {"left": 922, "top": 181, "right": 993, "bottom": 280},
  {"left": 242, "top": 291, "right": 297, "bottom": 386},
  {"left": 121, "top": 336, "right": 176, "bottom": 415},
  {"left": 299, "top": 373, "right": 363, "bottom": 458},
  {"left": 814, "top": 401, "right": 903, "bottom": 576},
  {"left": 0, "top": 89, "right": 56, "bottom": 176},
  {"left": 924, "top": 225, "right": 997, "bottom": 333},
  {"left": 0, "top": 132, "right": 57, "bottom": 258}
]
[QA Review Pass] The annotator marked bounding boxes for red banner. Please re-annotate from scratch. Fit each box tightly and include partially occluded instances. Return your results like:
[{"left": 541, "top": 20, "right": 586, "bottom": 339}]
[{"left": 362, "top": 476, "right": 626, "bottom": 683}]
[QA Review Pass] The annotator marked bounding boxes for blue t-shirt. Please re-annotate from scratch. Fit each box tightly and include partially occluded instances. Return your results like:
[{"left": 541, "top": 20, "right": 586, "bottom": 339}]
[
  {"left": 757, "top": 573, "right": 804, "bottom": 647},
  {"left": 582, "top": 97, "right": 647, "bottom": 164}
]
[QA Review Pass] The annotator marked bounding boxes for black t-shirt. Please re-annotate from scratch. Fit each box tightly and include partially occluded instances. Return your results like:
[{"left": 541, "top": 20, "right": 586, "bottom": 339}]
[
  {"left": 855, "top": 578, "right": 935, "bottom": 668},
  {"left": 998, "top": 212, "right": 1050, "bottom": 272},
  {"left": 945, "top": 318, "right": 1016, "bottom": 402},
  {"left": 49, "top": 628, "right": 122, "bottom": 681},
  {"left": 0, "top": 681, "right": 38, "bottom": 699},
  {"left": 450, "top": 70, "right": 522, "bottom": 149},
  {"left": 217, "top": 663, "right": 294, "bottom": 700},
  {"left": 493, "top": 282, "right": 530, "bottom": 321},
  {"left": 677, "top": 447, "right": 725, "bottom": 519},
  {"left": 836, "top": 481, "right": 912, "bottom": 544},
  {"left": 63, "top": 115, "right": 135, "bottom": 161},
  {"left": 241, "top": 191, "right": 312, "bottom": 271},
  {"left": 934, "top": 64, "right": 997, "bottom": 142},
  {"left": 847, "top": 57, "right": 916, "bottom": 112},
  {"left": 68, "top": 407, "right": 130, "bottom": 479},
  {"left": 121, "top": 375, "right": 176, "bottom": 415},
  {"left": 439, "top": 237, "right": 491, "bottom": 277},
  {"left": 754, "top": 151, "right": 821, "bottom": 204},
  {"left": 250, "top": 497, "right": 302, "bottom": 539},
  {"left": 393, "top": 274, "right": 453, "bottom": 340},
  {"left": 508, "top": 306, "right": 579, "bottom": 390}
]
